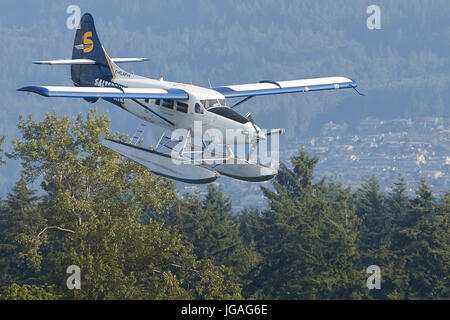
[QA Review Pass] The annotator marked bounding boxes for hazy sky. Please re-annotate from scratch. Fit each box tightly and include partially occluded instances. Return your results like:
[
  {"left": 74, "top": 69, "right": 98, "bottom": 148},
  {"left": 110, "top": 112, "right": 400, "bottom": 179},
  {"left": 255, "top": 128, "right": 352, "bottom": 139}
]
[{"left": 0, "top": 0, "right": 449, "bottom": 194}]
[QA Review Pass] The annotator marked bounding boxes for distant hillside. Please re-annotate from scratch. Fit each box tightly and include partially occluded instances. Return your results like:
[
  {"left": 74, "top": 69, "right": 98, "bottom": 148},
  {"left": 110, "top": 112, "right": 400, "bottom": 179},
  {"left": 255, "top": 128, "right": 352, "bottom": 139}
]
[{"left": 1, "top": 0, "right": 449, "bottom": 194}]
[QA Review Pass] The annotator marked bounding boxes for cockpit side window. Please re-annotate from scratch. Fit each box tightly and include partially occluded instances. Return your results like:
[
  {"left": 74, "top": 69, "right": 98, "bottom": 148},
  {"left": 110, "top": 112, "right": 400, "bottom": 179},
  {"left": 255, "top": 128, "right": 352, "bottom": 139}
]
[
  {"left": 208, "top": 107, "right": 250, "bottom": 124},
  {"left": 195, "top": 103, "right": 204, "bottom": 114},
  {"left": 200, "top": 99, "right": 226, "bottom": 110}
]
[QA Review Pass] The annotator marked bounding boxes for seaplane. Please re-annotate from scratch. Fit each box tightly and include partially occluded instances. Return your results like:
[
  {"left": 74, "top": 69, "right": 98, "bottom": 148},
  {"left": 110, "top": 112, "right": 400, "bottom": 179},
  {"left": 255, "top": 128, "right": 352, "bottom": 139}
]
[{"left": 18, "top": 13, "right": 360, "bottom": 184}]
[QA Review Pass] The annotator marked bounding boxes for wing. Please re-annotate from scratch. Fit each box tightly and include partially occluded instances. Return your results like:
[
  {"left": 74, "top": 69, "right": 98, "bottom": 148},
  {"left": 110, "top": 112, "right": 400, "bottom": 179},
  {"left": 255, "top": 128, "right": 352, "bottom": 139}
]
[
  {"left": 213, "top": 76, "right": 357, "bottom": 98},
  {"left": 17, "top": 86, "right": 188, "bottom": 100}
]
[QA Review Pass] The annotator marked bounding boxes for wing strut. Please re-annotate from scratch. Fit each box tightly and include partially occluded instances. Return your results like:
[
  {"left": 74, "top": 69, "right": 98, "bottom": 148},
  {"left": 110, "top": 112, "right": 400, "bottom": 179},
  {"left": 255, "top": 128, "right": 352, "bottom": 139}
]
[
  {"left": 131, "top": 98, "right": 175, "bottom": 127},
  {"left": 232, "top": 96, "right": 254, "bottom": 108},
  {"left": 231, "top": 80, "right": 280, "bottom": 108}
]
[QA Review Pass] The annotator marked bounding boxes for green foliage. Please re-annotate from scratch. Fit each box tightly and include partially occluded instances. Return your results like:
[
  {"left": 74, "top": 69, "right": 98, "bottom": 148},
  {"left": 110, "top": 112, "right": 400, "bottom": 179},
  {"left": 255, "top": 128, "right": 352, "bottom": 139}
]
[
  {"left": 0, "top": 110, "right": 447, "bottom": 300},
  {"left": 391, "top": 179, "right": 449, "bottom": 299},
  {"left": 247, "top": 148, "right": 362, "bottom": 299},
  {"left": 168, "top": 185, "right": 258, "bottom": 279},
  {"left": 354, "top": 176, "right": 392, "bottom": 260},
  {"left": 387, "top": 175, "right": 410, "bottom": 219},
  {"left": 66, "top": 215, "right": 242, "bottom": 300},
  {"left": 2, "top": 109, "right": 242, "bottom": 300},
  {"left": 353, "top": 176, "right": 449, "bottom": 299},
  {"left": 0, "top": 174, "right": 42, "bottom": 285},
  {"left": 353, "top": 176, "right": 398, "bottom": 299},
  {"left": 0, "top": 283, "right": 59, "bottom": 300}
]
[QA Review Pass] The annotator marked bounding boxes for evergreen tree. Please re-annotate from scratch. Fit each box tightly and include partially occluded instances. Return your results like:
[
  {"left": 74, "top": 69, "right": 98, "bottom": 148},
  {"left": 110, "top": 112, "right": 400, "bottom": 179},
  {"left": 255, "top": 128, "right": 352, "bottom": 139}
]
[
  {"left": 0, "top": 197, "right": 7, "bottom": 285},
  {"left": 394, "top": 179, "right": 449, "bottom": 299},
  {"left": 236, "top": 207, "right": 260, "bottom": 246},
  {"left": 354, "top": 176, "right": 392, "bottom": 254},
  {"left": 439, "top": 191, "right": 450, "bottom": 217},
  {"left": 201, "top": 185, "right": 244, "bottom": 270},
  {"left": 387, "top": 174, "right": 410, "bottom": 219},
  {"left": 248, "top": 148, "right": 362, "bottom": 299},
  {"left": 354, "top": 176, "right": 406, "bottom": 299},
  {"left": 169, "top": 185, "right": 256, "bottom": 279},
  {"left": 0, "top": 174, "right": 42, "bottom": 286},
  {"left": 381, "top": 175, "right": 412, "bottom": 299}
]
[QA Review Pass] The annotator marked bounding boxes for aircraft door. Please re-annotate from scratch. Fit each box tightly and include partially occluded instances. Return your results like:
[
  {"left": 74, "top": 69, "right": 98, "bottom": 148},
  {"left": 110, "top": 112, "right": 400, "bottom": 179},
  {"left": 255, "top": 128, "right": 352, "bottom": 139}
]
[{"left": 192, "top": 101, "right": 207, "bottom": 124}]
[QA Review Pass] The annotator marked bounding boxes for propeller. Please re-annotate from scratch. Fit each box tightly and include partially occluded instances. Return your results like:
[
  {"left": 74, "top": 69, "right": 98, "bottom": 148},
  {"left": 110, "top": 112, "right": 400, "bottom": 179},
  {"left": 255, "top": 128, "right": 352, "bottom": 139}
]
[
  {"left": 245, "top": 112, "right": 268, "bottom": 147},
  {"left": 244, "top": 112, "right": 285, "bottom": 161},
  {"left": 245, "top": 112, "right": 258, "bottom": 161}
]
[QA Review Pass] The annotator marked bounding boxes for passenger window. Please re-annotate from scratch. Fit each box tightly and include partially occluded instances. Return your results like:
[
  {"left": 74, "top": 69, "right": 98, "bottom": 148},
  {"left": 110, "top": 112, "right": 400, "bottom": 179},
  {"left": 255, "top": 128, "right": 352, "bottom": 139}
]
[
  {"left": 176, "top": 102, "right": 188, "bottom": 113},
  {"left": 195, "top": 103, "right": 204, "bottom": 114},
  {"left": 162, "top": 99, "right": 174, "bottom": 109},
  {"left": 155, "top": 99, "right": 160, "bottom": 106},
  {"left": 145, "top": 98, "right": 149, "bottom": 103}
]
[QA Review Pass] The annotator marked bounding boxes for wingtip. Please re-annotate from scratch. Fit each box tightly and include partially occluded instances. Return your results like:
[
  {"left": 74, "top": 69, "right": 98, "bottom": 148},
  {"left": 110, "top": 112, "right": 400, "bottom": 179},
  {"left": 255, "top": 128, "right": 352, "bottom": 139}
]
[
  {"left": 349, "top": 80, "right": 365, "bottom": 96},
  {"left": 16, "top": 86, "right": 49, "bottom": 96}
]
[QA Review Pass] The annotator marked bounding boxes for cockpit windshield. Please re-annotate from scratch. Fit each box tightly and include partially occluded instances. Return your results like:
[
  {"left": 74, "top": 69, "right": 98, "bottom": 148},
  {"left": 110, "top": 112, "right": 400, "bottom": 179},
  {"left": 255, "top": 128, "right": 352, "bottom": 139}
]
[{"left": 200, "top": 99, "right": 227, "bottom": 110}]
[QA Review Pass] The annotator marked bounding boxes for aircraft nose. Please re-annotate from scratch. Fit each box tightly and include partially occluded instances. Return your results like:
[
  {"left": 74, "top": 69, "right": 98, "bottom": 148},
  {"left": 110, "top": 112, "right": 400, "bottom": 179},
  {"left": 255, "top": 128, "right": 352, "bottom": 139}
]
[{"left": 253, "top": 124, "right": 266, "bottom": 141}]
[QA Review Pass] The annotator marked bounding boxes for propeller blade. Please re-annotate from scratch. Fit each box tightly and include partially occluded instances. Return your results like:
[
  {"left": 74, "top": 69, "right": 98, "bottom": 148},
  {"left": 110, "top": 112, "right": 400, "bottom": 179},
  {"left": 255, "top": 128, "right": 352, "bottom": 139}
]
[
  {"left": 245, "top": 112, "right": 253, "bottom": 122},
  {"left": 245, "top": 112, "right": 259, "bottom": 134}
]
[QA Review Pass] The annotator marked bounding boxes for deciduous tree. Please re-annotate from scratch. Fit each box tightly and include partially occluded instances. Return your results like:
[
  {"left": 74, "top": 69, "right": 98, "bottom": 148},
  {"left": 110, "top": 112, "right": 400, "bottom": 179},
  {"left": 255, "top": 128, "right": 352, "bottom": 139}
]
[{"left": 5, "top": 109, "right": 242, "bottom": 299}]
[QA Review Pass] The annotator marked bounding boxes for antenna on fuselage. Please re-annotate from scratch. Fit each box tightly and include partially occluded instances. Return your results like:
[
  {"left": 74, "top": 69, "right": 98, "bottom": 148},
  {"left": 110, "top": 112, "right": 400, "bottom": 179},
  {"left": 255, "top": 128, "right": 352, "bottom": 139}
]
[{"left": 208, "top": 78, "right": 223, "bottom": 107}]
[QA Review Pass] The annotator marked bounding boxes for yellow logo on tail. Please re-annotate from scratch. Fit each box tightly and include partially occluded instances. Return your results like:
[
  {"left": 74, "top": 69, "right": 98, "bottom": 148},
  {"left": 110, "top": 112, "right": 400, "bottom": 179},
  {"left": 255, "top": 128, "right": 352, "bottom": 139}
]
[{"left": 83, "top": 32, "right": 93, "bottom": 53}]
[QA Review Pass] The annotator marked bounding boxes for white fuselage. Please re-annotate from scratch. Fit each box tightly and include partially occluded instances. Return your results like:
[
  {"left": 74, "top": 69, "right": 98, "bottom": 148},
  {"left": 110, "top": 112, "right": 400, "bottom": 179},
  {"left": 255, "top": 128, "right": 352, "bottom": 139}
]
[{"left": 104, "top": 76, "right": 261, "bottom": 146}]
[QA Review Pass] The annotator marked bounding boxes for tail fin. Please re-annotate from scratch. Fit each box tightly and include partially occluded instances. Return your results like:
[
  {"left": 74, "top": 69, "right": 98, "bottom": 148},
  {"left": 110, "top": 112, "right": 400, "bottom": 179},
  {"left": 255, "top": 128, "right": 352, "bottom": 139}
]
[{"left": 71, "top": 13, "right": 117, "bottom": 86}]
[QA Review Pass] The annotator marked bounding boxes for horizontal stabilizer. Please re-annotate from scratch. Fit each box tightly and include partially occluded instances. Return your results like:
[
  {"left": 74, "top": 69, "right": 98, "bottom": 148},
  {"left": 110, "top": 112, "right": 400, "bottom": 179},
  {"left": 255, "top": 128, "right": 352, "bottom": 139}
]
[
  {"left": 33, "top": 58, "right": 149, "bottom": 65},
  {"left": 33, "top": 59, "right": 96, "bottom": 65},
  {"left": 17, "top": 86, "right": 188, "bottom": 100},
  {"left": 110, "top": 58, "right": 150, "bottom": 63},
  {"left": 101, "top": 138, "right": 219, "bottom": 184}
]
